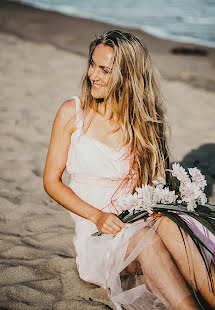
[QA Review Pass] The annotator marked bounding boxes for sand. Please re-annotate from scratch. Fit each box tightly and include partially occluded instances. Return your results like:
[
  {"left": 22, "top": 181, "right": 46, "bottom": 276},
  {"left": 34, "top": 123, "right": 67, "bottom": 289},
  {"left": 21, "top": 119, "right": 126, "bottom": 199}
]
[{"left": 0, "top": 1, "right": 215, "bottom": 309}]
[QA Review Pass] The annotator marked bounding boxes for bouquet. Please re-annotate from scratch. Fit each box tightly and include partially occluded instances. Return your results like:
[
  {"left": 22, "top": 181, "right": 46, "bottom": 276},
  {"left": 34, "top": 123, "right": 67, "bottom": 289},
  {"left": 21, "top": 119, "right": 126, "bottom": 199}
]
[
  {"left": 92, "top": 163, "right": 215, "bottom": 236},
  {"left": 92, "top": 163, "right": 215, "bottom": 302}
]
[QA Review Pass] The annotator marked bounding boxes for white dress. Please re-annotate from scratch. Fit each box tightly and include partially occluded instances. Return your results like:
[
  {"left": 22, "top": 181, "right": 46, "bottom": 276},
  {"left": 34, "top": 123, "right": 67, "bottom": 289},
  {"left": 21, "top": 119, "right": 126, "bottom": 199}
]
[{"left": 66, "top": 96, "right": 215, "bottom": 310}]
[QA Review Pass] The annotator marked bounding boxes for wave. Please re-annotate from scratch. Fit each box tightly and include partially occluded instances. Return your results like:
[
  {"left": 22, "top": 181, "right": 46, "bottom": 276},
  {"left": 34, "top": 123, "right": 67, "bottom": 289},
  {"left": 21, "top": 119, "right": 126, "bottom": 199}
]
[{"left": 183, "top": 16, "right": 215, "bottom": 25}]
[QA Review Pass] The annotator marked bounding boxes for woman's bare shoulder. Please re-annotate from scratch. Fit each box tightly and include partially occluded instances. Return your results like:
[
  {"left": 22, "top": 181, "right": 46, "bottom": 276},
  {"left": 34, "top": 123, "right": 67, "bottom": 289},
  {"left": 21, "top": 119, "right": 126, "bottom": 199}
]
[
  {"left": 53, "top": 98, "right": 77, "bottom": 134},
  {"left": 58, "top": 98, "right": 76, "bottom": 119}
]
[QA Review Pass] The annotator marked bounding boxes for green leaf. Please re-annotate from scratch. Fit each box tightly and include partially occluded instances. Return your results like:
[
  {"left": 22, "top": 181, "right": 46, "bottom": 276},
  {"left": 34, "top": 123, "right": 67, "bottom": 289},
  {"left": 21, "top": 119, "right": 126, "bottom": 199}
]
[
  {"left": 91, "top": 231, "right": 103, "bottom": 237},
  {"left": 177, "top": 226, "right": 206, "bottom": 310},
  {"left": 124, "top": 212, "right": 148, "bottom": 223}
]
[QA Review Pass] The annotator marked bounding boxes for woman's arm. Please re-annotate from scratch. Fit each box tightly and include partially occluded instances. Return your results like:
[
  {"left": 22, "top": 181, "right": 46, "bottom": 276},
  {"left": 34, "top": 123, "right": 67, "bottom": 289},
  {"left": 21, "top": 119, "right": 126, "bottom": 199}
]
[{"left": 43, "top": 99, "right": 124, "bottom": 234}]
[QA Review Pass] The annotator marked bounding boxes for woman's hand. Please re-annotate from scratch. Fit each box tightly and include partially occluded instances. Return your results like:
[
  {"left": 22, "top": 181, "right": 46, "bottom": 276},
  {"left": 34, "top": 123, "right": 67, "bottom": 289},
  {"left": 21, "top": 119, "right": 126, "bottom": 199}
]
[{"left": 94, "top": 212, "right": 125, "bottom": 234}]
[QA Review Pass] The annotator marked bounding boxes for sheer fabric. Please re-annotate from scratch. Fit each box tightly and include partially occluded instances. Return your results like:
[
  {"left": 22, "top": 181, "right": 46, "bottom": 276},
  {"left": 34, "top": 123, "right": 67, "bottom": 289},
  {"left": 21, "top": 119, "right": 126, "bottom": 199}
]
[{"left": 66, "top": 96, "right": 215, "bottom": 310}]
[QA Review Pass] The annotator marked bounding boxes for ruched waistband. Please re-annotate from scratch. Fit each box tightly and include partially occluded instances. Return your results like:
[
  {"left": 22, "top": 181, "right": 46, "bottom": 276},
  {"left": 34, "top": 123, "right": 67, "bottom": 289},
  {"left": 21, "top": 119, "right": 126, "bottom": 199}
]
[
  {"left": 69, "top": 172, "right": 136, "bottom": 215},
  {"left": 69, "top": 172, "right": 127, "bottom": 188}
]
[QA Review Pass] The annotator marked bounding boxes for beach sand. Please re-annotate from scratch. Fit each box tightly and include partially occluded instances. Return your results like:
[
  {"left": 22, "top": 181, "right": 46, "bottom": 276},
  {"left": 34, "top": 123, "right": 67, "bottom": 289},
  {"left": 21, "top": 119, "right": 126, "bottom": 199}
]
[{"left": 0, "top": 1, "right": 215, "bottom": 309}]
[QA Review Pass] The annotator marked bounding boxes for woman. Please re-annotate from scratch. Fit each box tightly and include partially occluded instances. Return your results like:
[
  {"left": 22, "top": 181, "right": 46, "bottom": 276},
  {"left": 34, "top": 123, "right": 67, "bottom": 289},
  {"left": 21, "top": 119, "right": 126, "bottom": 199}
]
[{"left": 43, "top": 30, "right": 215, "bottom": 310}]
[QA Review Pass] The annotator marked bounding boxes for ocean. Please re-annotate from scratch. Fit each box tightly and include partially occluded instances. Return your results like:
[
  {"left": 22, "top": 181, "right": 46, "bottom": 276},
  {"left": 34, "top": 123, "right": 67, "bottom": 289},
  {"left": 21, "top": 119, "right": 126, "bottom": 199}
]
[{"left": 13, "top": 0, "right": 215, "bottom": 48}]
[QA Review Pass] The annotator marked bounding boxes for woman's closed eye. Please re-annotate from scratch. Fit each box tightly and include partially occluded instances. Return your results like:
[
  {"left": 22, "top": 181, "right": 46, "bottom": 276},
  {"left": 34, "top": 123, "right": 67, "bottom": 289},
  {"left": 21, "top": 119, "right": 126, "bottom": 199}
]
[{"left": 102, "top": 68, "right": 110, "bottom": 74}]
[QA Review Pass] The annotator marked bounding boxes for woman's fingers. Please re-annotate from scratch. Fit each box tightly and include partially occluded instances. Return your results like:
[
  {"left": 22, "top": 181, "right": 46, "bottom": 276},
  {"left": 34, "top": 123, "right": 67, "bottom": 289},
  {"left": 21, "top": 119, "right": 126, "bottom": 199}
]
[
  {"left": 101, "top": 227, "right": 113, "bottom": 234},
  {"left": 106, "top": 215, "right": 125, "bottom": 234},
  {"left": 96, "top": 212, "right": 125, "bottom": 234},
  {"left": 113, "top": 216, "right": 125, "bottom": 229}
]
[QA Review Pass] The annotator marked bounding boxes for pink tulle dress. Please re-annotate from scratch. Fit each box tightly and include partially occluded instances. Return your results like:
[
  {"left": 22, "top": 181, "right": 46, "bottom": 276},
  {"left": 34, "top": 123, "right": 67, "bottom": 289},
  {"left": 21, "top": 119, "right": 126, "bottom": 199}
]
[{"left": 66, "top": 96, "right": 215, "bottom": 310}]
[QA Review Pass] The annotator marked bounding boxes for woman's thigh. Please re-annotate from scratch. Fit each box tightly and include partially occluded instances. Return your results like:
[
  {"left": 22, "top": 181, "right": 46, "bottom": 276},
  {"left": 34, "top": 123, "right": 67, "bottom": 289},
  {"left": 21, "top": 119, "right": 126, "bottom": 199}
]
[
  {"left": 121, "top": 224, "right": 160, "bottom": 275},
  {"left": 157, "top": 216, "right": 211, "bottom": 290}
]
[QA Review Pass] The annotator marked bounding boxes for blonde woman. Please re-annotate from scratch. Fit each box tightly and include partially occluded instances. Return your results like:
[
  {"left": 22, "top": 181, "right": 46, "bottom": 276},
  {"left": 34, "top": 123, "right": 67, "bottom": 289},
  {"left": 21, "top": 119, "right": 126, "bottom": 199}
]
[{"left": 43, "top": 30, "right": 215, "bottom": 310}]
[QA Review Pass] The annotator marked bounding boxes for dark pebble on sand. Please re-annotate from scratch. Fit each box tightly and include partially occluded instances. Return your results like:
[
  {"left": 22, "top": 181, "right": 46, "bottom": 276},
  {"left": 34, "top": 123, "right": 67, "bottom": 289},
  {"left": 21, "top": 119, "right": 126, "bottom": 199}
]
[{"left": 170, "top": 47, "right": 208, "bottom": 56}]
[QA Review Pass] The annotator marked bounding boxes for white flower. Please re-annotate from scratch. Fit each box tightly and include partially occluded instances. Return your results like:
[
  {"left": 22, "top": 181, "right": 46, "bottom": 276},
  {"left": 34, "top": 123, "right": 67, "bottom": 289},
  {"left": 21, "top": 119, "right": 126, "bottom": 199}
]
[
  {"left": 187, "top": 200, "right": 197, "bottom": 212},
  {"left": 135, "top": 184, "right": 157, "bottom": 213},
  {"left": 197, "top": 192, "right": 207, "bottom": 205},
  {"left": 172, "top": 163, "right": 190, "bottom": 184},
  {"left": 117, "top": 193, "right": 141, "bottom": 212},
  {"left": 180, "top": 182, "right": 201, "bottom": 203},
  {"left": 139, "top": 199, "right": 153, "bottom": 213},
  {"left": 128, "top": 193, "right": 142, "bottom": 209},
  {"left": 188, "top": 167, "right": 207, "bottom": 191},
  {"left": 151, "top": 186, "right": 164, "bottom": 204},
  {"left": 135, "top": 184, "right": 153, "bottom": 199},
  {"left": 161, "top": 188, "right": 177, "bottom": 204}
]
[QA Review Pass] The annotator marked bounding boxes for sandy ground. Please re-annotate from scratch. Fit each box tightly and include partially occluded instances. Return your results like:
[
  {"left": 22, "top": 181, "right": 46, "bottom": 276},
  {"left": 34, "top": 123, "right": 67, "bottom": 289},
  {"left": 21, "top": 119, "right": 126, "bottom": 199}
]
[
  {"left": 0, "top": 33, "right": 114, "bottom": 310},
  {"left": 0, "top": 1, "right": 215, "bottom": 310}
]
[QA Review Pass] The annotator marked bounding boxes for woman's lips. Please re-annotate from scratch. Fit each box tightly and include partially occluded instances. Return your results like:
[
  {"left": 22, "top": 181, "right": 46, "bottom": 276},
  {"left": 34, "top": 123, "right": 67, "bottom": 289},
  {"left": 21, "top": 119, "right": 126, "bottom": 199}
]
[{"left": 92, "top": 81, "right": 102, "bottom": 89}]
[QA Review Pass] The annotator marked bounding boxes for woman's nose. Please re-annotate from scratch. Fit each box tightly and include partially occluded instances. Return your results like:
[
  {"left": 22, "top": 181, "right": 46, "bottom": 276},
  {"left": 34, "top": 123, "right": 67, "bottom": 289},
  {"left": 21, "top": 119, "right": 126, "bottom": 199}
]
[{"left": 91, "top": 67, "right": 101, "bottom": 80}]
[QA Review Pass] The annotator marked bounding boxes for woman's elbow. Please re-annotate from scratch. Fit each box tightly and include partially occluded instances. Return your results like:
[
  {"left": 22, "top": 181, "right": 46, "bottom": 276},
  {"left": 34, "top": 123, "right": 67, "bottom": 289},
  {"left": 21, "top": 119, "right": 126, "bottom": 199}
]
[
  {"left": 43, "top": 176, "right": 51, "bottom": 195},
  {"left": 43, "top": 175, "right": 59, "bottom": 196}
]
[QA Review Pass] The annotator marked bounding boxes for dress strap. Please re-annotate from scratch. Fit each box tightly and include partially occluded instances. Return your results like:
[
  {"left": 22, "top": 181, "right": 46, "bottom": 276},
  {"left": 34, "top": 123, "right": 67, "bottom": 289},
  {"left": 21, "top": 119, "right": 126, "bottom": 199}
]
[{"left": 71, "top": 96, "right": 84, "bottom": 130}]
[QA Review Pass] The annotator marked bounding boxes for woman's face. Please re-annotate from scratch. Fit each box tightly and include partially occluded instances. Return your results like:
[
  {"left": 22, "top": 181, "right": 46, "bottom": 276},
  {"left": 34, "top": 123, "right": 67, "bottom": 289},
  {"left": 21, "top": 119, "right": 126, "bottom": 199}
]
[{"left": 88, "top": 43, "right": 113, "bottom": 99}]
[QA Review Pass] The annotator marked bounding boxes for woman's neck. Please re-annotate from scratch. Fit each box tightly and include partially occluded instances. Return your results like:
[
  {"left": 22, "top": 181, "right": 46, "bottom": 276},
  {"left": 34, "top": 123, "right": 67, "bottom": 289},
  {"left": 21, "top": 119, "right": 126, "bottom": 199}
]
[{"left": 95, "top": 98, "right": 115, "bottom": 121}]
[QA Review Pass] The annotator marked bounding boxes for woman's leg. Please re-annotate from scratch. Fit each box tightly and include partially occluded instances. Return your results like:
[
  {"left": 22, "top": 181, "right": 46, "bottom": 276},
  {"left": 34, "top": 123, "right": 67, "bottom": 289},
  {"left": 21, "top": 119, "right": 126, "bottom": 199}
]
[
  {"left": 124, "top": 225, "right": 199, "bottom": 309},
  {"left": 157, "top": 217, "right": 215, "bottom": 308},
  {"left": 199, "top": 264, "right": 215, "bottom": 308}
]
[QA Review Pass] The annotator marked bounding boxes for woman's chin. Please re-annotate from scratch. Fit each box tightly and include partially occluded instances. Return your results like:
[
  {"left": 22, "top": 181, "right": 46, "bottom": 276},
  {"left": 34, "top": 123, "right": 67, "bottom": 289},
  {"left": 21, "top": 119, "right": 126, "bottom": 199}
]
[
  {"left": 91, "top": 85, "right": 106, "bottom": 96},
  {"left": 91, "top": 90, "right": 104, "bottom": 100}
]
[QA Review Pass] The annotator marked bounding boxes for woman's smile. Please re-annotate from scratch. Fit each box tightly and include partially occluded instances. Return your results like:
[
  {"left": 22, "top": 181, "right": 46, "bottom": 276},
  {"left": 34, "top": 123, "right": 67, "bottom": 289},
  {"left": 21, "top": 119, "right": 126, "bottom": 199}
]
[{"left": 92, "top": 81, "right": 103, "bottom": 89}]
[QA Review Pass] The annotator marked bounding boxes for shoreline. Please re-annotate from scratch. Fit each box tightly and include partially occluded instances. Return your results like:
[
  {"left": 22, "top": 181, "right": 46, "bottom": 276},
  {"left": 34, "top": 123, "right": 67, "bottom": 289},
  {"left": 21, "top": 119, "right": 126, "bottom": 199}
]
[
  {"left": 6, "top": 0, "right": 215, "bottom": 49},
  {"left": 1, "top": 0, "right": 215, "bottom": 92}
]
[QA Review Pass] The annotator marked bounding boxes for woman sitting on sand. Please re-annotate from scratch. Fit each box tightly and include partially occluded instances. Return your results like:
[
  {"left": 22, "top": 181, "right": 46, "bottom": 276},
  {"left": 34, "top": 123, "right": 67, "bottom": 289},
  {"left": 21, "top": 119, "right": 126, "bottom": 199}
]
[{"left": 43, "top": 30, "right": 215, "bottom": 310}]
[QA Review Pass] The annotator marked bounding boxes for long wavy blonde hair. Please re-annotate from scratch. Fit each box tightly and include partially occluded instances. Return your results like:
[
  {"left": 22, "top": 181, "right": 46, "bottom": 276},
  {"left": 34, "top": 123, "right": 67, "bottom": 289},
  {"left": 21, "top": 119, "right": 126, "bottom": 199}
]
[{"left": 81, "top": 29, "right": 172, "bottom": 191}]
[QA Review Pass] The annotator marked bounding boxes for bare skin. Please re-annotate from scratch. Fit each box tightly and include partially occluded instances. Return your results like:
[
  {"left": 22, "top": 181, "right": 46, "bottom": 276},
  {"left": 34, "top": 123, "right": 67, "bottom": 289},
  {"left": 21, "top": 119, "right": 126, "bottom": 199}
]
[{"left": 43, "top": 43, "right": 214, "bottom": 309}]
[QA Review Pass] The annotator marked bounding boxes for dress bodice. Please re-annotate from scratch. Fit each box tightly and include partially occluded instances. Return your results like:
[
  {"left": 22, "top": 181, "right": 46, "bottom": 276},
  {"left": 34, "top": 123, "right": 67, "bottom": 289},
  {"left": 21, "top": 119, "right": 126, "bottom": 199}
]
[{"left": 65, "top": 96, "right": 135, "bottom": 232}]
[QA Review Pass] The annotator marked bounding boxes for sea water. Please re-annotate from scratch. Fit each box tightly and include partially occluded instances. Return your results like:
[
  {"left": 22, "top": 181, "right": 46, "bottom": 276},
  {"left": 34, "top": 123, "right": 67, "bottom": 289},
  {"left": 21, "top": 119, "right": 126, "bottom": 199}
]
[{"left": 14, "top": 0, "right": 215, "bottom": 48}]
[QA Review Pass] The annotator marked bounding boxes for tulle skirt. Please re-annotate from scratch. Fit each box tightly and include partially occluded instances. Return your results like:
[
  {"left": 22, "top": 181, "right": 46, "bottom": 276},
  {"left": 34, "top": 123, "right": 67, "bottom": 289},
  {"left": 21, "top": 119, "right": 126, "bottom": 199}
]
[{"left": 71, "top": 212, "right": 215, "bottom": 310}]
